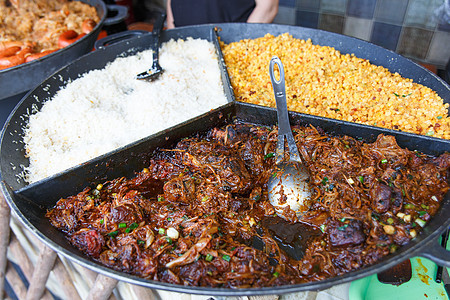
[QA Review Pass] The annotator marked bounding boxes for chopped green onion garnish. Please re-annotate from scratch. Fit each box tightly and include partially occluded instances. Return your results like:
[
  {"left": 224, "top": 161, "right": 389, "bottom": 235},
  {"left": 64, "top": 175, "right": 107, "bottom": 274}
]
[
  {"left": 125, "top": 228, "right": 131, "bottom": 233},
  {"left": 437, "top": 116, "right": 442, "bottom": 120},
  {"left": 387, "top": 218, "right": 394, "bottom": 225},
  {"left": 340, "top": 217, "right": 346, "bottom": 222},
  {"left": 322, "top": 177, "right": 328, "bottom": 185},
  {"left": 420, "top": 204, "right": 429, "bottom": 210},
  {"left": 358, "top": 175, "right": 364, "bottom": 183},
  {"left": 158, "top": 228, "right": 165, "bottom": 235},
  {"left": 108, "top": 231, "right": 118, "bottom": 237},
  {"left": 118, "top": 222, "right": 127, "bottom": 229},
  {"left": 99, "top": 219, "right": 104, "bottom": 225},
  {"left": 201, "top": 196, "right": 209, "bottom": 202},
  {"left": 404, "top": 204, "right": 415, "bottom": 209},
  {"left": 426, "top": 130, "right": 434, "bottom": 136},
  {"left": 273, "top": 272, "right": 280, "bottom": 278},
  {"left": 415, "top": 218, "right": 426, "bottom": 227},
  {"left": 129, "top": 222, "right": 139, "bottom": 230},
  {"left": 337, "top": 224, "right": 349, "bottom": 231},
  {"left": 319, "top": 224, "right": 326, "bottom": 233},
  {"left": 381, "top": 159, "right": 388, "bottom": 163},
  {"left": 157, "top": 195, "right": 164, "bottom": 202},
  {"left": 205, "top": 254, "right": 214, "bottom": 262},
  {"left": 389, "top": 244, "right": 398, "bottom": 253},
  {"left": 222, "top": 254, "right": 231, "bottom": 262},
  {"left": 264, "top": 152, "right": 275, "bottom": 159},
  {"left": 418, "top": 211, "right": 427, "bottom": 216},
  {"left": 138, "top": 240, "right": 145, "bottom": 245},
  {"left": 253, "top": 194, "right": 261, "bottom": 201},
  {"left": 165, "top": 237, "right": 173, "bottom": 244}
]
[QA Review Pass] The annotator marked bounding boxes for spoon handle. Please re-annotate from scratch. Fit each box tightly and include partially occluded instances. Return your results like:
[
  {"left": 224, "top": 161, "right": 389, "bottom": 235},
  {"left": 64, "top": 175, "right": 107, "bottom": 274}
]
[
  {"left": 269, "top": 56, "right": 301, "bottom": 164},
  {"left": 151, "top": 12, "right": 166, "bottom": 67}
]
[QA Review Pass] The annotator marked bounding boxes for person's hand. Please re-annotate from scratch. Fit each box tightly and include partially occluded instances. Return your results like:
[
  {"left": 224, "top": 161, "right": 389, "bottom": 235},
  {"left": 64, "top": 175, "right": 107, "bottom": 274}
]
[
  {"left": 247, "top": 0, "right": 279, "bottom": 23},
  {"left": 166, "top": 0, "right": 175, "bottom": 29}
]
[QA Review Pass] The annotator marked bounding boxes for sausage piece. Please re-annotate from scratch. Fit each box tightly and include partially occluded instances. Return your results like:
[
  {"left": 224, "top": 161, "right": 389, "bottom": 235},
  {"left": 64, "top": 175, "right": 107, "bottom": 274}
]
[
  {"left": 82, "top": 19, "right": 97, "bottom": 34},
  {"left": 25, "top": 49, "right": 59, "bottom": 62},
  {"left": 0, "top": 46, "right": 22, "bottom": 58},
  {"left": 0, "top": 46, "right": 32, "bottom": 70},
  {"left": 58, "top": 30, "right": 86, "bottom": 48}
]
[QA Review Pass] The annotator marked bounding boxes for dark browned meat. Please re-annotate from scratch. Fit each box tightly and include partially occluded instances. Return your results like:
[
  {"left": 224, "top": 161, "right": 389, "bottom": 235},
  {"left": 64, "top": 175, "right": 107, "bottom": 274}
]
[
  {"left": 71, "top": 229, "right": 105, "bottom": 258},
  {"left": 46, "top": 122, "right": 449, "bottom": 288},
  {"left": 370, "top": 182, "right": 392, "bottom": 213},
  {"left": 327, "top": 219, "right": 365, "bottom": 248}
]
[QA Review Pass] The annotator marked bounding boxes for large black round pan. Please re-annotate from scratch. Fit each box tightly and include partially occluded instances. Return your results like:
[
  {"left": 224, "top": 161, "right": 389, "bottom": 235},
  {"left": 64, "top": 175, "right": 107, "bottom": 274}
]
[
  {"left": 0, "top": 0, "right": 128, "bottom": 100},
  {"left": 0, "top": 24, "right": 449, "bottom": 296}
]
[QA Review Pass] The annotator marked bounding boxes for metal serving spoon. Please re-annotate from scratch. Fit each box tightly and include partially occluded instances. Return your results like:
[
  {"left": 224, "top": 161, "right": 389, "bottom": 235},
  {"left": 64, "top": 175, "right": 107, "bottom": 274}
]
[
  {"left": 136, "top": 12, "right": 166, "bottom": 81},
  {"left": 268, "top": 56, "right": 311, "bottom": 219}
]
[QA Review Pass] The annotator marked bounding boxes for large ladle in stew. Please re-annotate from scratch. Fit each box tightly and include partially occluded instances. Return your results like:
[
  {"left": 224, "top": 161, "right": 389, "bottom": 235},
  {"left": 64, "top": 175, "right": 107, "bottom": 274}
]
[{"left": 267, "top": 56, "right": 312, "bottom": 219}]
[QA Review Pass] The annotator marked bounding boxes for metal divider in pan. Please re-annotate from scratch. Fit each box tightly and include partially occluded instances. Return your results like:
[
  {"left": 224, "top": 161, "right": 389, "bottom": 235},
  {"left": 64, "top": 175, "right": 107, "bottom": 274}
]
[{"left": 211, "top": 27, "right": 236, "bottom": 103}]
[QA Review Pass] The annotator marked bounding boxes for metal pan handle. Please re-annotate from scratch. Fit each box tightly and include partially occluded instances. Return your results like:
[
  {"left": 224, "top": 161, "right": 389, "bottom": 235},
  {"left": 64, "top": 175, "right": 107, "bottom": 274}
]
[
  {"left": 94, "top": 30, "right": 149, "bottom": 50},
  {"left": 103, "top": 5, "right": 128, "bottom": 27},
  {"left": 419, "top": 236, "right": 450, "bottom": 267}
]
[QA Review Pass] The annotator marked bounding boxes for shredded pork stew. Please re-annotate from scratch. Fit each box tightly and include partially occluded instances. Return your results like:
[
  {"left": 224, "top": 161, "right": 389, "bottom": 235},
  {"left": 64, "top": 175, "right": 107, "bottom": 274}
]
[{"left": 47, "top": 122, "right": 449, "bottom": 287}]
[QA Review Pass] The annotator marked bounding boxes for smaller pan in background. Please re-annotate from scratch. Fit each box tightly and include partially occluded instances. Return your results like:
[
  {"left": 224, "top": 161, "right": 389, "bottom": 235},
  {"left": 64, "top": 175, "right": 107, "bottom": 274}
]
[{"left": 0, "top": 0, "right": 128, "bottom": 101}]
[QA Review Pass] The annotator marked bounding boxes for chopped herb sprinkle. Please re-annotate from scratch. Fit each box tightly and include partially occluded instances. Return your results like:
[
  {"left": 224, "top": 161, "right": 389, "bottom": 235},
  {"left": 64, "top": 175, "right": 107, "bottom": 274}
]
[
  {"left": 108, "top": 231, "right": 118, "bottom": 237},
  {"left": 205, "top": 254, "right": 214, "bottom": 262},
  {"left": 358, "top": 175, "right": 364, "bottom": 183},
  {"left": 319, "top": 224, "right": 326, "bottom": 233},
  {"left": 264, "top": 152, "right": 275, "bottom": 159}
]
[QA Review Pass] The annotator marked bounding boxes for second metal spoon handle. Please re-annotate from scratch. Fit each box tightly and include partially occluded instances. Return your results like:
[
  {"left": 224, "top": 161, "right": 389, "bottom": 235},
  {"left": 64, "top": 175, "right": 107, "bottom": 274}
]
[
  {"left": 269, "top": 56, "right": 301, "bottom": 163},
  {"left": 151, "top": 12, "right": 166, "bottom": 66}
]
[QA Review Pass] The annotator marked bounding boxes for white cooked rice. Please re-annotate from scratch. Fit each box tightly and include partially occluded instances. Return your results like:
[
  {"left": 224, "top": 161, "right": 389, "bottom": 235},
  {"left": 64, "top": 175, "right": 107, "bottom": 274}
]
[{"left": 23, "top": 37, "right": 228, "bottom": 183}]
